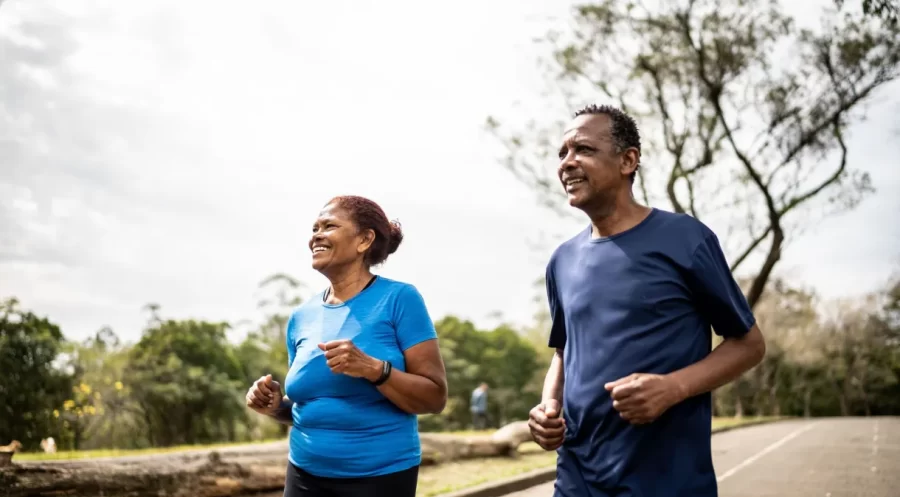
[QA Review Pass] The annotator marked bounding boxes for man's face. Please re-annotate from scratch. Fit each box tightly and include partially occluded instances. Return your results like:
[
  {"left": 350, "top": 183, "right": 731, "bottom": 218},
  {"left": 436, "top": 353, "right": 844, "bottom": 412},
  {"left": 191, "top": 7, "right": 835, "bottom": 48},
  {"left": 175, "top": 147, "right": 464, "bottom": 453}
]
[{"left": 556, "top": 113, "right": 633, "bottom": 210}]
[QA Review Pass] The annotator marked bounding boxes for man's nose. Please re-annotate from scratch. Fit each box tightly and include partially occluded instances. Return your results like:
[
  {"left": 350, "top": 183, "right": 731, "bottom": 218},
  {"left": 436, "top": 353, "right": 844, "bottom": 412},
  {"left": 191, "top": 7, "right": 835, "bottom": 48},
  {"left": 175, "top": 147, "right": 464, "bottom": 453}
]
[{"left": 558, "top": 154, "right": 578, "bottom": 173}]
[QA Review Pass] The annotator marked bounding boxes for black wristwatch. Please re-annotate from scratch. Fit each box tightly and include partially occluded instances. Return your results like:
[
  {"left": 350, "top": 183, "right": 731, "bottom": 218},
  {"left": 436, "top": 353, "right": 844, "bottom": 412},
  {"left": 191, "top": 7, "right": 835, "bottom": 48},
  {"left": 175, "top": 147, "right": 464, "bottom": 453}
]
[{"left": 372, "top": 360, "right": 392, "bottom": 386}]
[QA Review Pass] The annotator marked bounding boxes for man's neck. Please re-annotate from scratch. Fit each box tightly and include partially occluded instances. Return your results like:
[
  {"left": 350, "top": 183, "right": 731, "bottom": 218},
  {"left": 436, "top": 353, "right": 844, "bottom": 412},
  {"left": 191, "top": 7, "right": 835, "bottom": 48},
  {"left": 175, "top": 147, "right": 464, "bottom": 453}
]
[
  {"left": 325, "top": 264, "right": 374, "bottom": 303},
  {"left": 586, "top": 194, "right": 651, "bottom": 239}
]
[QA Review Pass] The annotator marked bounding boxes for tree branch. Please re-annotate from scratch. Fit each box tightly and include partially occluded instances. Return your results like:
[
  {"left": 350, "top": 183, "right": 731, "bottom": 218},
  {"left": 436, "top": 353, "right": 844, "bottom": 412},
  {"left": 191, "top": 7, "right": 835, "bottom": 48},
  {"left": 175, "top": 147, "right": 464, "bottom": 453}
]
[{"left": 730, "top": 225, "right": 772, "bottom": 272}]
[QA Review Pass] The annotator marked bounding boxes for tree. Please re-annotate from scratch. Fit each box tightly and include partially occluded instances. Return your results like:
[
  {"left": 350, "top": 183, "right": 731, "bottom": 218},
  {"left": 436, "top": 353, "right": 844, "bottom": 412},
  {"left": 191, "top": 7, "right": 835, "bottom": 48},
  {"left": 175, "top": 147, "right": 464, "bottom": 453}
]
[
  {"left": 0, "top": 297, "right": 72, "bottom": 450},
  {"left": 246, "top": 272, "right": 307, "bottom": 381},
  {"left": 126, "top": 319, "right": 246, "bottom": 446},
  {"left": 62, "top": 327, "right": 144, "bottom": 450},
  {"left": 837, "top": 0, "right": 900, "bottom": 25},
  {"left": 486, "top": 0, "right": 900, "bottom": 308},
  {"left": 420, "top": 317, "right": 540, "bottom": 431}
]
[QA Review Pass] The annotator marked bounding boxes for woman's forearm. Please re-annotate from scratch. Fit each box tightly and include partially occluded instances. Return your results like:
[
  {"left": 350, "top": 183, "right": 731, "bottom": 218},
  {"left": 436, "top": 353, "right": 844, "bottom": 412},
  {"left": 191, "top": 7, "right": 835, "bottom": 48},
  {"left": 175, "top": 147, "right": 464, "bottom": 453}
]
[
  {"left": 268, "top": 396, "right": 294, "bottom": 425},
  {"left": 363, "top": 359, "right": 447, "bottom": 415},
  {"left": 377, "top": 369, "right": 447, "bottom": 414}
]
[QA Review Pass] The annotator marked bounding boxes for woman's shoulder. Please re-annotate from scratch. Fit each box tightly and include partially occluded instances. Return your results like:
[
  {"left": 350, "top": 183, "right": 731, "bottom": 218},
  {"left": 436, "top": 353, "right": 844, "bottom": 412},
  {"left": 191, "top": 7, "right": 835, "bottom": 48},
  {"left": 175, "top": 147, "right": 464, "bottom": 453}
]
[
  {"left": 373, "top": 276, "right": 423, "bottom": 298},
  {"left": 289, "top": 296, "right": 323, "bottom": 320}
]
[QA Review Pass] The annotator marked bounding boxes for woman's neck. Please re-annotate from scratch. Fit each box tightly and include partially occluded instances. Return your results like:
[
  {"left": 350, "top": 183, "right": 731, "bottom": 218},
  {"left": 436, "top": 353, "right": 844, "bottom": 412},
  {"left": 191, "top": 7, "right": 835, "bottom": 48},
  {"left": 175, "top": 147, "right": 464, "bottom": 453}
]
[{"left": 325, "top": 265, "right": 374, "bottom": 303}]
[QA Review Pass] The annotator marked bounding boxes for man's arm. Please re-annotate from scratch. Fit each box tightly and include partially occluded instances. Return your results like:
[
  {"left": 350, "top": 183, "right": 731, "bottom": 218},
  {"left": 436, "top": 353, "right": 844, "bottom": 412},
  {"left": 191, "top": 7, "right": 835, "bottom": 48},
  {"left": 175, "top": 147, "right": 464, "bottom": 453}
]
[
  {"left": 668, "top": 324, "right": 765, "bottom": 401},
  {"left": 542, "top": 348, "right": 565, "bottom": 404},
  {"left": 606, "top": 231, "right": 765, "bottom": 424}
]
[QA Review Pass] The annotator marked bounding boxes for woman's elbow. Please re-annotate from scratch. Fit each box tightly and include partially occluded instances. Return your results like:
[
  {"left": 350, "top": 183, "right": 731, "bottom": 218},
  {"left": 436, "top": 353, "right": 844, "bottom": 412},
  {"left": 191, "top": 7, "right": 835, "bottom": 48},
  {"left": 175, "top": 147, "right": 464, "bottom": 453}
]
[
  {"left": 425, "top": 382, "right": 449, "bottom": 414},
  {"left": 430, "top": 394, "right": 448, "bottom": 414},
  {"left": 422, "top": 378, "right": 448, "bottom": 414}
]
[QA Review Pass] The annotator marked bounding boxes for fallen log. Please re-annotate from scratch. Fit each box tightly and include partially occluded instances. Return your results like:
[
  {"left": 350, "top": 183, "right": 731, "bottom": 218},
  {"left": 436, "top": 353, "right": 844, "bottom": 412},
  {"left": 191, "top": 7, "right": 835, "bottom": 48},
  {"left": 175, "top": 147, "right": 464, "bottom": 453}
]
[
  {"left": 420, "top": 421, "right": 534, "bottom": 464},
  {"left": 0, "top": 422, "right": 536, "bottom": 497}
]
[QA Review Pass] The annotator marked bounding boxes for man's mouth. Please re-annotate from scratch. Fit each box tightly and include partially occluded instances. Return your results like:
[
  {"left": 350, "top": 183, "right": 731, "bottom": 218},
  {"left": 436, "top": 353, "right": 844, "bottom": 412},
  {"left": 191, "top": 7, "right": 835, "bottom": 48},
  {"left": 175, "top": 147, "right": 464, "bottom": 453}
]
[{"left": 564, "top": 177, "right": 586, "bottom": 192}]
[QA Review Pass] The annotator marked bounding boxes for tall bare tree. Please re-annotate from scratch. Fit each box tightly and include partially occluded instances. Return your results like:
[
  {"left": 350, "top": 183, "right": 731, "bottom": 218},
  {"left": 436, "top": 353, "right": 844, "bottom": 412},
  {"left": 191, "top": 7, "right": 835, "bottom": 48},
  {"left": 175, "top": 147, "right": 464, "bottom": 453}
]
[{"left": 486, "top": 0, "right": 899, "bottom": 308}]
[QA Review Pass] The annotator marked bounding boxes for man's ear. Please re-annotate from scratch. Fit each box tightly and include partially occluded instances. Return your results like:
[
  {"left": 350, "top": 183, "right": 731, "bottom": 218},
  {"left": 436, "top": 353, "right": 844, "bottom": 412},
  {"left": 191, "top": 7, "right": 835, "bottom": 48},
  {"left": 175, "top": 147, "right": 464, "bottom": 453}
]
[{"left": 620, "top": 147, "right": 640, "bottom": 178}]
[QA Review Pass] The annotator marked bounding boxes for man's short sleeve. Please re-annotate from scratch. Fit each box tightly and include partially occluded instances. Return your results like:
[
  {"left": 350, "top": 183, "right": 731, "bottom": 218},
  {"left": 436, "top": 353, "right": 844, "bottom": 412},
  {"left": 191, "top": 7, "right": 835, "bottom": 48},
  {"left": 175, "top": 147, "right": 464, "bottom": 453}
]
[
  {"left": 393, "top": 285, "right": 438, "bottom": 351},
  {"left": 687, "top": 233, "right": 756, "bottom": 338},
  {"left": 547, "top": 262, "right": 567, "bottom": 349}
]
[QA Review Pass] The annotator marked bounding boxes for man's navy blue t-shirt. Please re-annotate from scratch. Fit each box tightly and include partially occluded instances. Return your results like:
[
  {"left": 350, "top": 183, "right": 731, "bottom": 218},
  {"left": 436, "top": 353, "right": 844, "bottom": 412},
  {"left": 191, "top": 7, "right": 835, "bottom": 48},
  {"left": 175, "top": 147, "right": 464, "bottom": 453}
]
[{"left": 546, "top": 208, "right": 755, "bottom": 497}]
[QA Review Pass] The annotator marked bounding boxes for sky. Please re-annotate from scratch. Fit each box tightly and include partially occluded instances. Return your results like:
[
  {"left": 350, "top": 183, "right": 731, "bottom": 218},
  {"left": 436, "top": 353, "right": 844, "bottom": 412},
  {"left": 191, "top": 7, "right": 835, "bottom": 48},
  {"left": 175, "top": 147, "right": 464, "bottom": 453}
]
[{"left": 1, "top": 0, "right": 898, "bottom": 344}]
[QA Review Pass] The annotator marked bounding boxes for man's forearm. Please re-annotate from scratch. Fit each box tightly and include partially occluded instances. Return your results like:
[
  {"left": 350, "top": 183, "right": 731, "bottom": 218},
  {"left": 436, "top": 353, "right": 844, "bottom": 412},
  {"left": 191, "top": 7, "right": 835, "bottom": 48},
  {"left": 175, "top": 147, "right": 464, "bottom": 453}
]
[
  {"left": 668, "top": 325, "right": 766, "bottom": 401},
  {"left": 542, "top": 349, "right": 565, "bottom": 403},
  {"left": 269, "top": 397, "right": 294, "bottom": 425}
]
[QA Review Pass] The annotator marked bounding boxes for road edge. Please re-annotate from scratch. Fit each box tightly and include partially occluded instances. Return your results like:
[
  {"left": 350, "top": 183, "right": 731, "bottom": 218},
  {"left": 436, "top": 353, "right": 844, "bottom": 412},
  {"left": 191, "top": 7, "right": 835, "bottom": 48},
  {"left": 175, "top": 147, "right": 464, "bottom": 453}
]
[{"left": 436, "top": 417, "right": 784, "bottom": 497}]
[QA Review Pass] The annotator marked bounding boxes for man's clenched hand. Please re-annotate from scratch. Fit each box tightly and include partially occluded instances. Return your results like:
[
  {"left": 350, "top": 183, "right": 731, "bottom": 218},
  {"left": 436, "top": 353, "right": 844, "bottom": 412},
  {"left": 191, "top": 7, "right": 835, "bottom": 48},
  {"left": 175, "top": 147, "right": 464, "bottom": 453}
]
[
  {"left": 528, "top": 399, "right": 566, "bottom": 450},
  {"left": 605, "top": 373, "right": 685, "bottom": 425}
]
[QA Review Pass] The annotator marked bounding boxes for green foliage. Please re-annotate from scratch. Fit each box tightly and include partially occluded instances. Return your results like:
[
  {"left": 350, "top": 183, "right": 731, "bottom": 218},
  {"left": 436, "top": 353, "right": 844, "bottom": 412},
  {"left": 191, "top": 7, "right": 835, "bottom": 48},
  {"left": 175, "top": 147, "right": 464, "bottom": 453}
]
[
  {"left": 713, "top": 275, "right": 900, "bottom": 417},
  {"left": 837, "top": 0, "right": 899, "bottom": 26},
  {"left": 56, "top": 328, "right": 141, "bottom": 450},
  {"left": 4, "top": 265, "right": 899, "bottom": 453},
  {"left": 125, "top": 318, "right": 246, "bottom": 446},
  {"left": 423, "top": 317, "right": 541, "bottom": 431},
  {"left": 0, "top": 298, "right": 72, "bottom": 450}
]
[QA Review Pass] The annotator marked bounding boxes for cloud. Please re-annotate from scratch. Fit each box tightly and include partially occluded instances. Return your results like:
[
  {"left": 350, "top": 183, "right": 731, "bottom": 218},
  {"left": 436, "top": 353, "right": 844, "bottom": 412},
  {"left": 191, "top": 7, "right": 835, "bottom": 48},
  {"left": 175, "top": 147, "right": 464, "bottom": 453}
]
[{"left": 1, "top": 0, "right": 897, "bottom": 343}]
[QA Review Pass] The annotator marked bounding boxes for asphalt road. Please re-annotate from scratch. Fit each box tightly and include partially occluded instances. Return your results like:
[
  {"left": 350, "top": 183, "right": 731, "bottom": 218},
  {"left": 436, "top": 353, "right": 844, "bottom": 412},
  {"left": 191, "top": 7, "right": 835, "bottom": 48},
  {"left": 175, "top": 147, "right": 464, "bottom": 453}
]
[{"left": 505, "top": 417, "right": 900, "bottom": 497}]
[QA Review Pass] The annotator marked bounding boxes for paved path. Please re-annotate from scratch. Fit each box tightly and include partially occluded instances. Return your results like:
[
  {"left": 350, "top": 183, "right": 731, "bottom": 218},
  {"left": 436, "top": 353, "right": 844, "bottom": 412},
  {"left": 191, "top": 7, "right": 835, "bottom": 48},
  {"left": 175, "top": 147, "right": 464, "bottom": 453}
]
[{"left": 505, "top": 417, "right": 900, "bottom": 497}]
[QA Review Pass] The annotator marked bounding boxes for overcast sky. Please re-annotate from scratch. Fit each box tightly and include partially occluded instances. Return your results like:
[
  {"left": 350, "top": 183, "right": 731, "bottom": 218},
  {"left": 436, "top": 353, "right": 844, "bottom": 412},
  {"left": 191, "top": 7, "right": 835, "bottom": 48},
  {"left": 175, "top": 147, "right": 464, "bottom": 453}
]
[{"left": 2, "top": 0, "right": 898, "bottom": 344}]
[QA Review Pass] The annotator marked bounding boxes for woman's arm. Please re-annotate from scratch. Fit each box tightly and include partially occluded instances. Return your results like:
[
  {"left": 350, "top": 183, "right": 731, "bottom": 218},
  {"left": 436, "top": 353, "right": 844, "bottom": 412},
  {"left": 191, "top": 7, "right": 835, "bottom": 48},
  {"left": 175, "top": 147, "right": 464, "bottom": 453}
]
[
  {"left": 268, "top": 396, "right": 295, "bottom": 425},
  {"left": 362, "top": 339, "right": 447, "bottom": 415}
]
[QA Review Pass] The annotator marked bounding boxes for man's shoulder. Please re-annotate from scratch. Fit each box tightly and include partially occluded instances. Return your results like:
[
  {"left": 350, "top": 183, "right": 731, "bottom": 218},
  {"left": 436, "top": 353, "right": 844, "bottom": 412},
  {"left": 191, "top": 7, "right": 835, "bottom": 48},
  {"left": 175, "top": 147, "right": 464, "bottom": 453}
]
[
  {"left": 646, "top": 208, "right": 712, "bottom": 239},
  {"left": 548, "top": 226, "right": 590, "bottom": 267}
]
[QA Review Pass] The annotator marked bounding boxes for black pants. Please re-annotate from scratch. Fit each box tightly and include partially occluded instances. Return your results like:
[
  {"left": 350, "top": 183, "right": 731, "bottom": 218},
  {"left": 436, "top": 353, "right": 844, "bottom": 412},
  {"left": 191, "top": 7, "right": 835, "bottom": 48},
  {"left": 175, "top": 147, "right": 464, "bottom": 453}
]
[{"left": 283, "top": 462, "right": 418, "bottom": 497}]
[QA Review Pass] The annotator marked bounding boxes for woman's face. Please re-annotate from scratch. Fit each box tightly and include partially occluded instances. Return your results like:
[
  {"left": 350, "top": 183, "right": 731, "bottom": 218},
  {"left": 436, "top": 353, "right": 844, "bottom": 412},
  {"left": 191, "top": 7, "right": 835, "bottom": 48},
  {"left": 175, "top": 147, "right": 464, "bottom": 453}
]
[{"left": 308, "top": 203, "right": 374, "bottom": 274}]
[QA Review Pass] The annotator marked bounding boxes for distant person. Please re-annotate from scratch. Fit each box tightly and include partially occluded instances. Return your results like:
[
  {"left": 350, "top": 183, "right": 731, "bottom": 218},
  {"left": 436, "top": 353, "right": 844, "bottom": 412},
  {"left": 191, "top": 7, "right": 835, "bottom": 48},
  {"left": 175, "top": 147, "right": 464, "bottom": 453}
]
[
  {"left": 528, "top": 104, "right": 766, "bottom": 497},
  {"left": 470, "top": 382, "right": 489, "bottom": 430},
  {"left": 245, "top": 195, "right": 448, "bottom": 497}
]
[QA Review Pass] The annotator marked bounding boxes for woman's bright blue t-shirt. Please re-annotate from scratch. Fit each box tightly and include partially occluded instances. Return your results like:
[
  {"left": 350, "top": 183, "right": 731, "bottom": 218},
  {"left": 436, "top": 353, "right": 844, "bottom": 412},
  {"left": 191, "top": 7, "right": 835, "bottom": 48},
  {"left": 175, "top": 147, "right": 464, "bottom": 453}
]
[{"left": 283, "top": 276, "right": 437, "bottom": 478}]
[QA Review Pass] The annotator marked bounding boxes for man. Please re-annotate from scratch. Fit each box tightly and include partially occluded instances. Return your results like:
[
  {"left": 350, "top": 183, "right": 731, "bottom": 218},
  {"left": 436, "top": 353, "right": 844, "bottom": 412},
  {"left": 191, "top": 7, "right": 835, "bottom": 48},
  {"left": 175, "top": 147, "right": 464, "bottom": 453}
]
[
  {"left": 528, "top": 104, "right": 766, "bottom": 497},
  {"left": 470, "top": 382, "right": 489, "bottom": 430}
]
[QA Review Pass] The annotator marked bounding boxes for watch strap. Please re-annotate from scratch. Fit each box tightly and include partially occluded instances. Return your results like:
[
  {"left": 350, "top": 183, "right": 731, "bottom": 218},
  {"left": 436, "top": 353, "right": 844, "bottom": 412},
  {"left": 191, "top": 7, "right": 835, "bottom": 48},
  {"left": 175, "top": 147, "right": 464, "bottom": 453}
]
[{"left": 372, "top": 360, "right": 392, "bottom": 386}]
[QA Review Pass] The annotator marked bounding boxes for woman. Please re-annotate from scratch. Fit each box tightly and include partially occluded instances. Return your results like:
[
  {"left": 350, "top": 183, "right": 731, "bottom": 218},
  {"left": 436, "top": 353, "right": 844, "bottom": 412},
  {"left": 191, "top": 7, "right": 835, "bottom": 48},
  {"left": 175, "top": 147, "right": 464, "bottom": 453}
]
[{"left": 245, "top": 195, "right": 448, "bottom": 497}]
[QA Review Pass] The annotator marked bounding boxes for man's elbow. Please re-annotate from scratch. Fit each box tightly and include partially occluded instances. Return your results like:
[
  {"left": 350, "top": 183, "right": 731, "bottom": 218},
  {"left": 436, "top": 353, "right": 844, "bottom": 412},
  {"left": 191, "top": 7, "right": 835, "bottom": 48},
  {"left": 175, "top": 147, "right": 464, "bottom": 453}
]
[{"left": 744, "top": 324, "right": 766, "bottom": 366}]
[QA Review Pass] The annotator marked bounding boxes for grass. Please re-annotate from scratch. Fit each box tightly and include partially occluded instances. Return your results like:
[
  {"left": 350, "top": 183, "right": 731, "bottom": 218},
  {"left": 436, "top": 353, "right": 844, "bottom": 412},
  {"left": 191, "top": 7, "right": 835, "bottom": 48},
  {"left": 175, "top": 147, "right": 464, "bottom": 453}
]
[
  {"left": 15, "top": 415, "right": 781, "bottom": 495},
  {"left": 418, "top": 445, "right": 557, "bottom": 496},
  {"left": 12, "top": 437, "right": 286, "bottom": 462}
]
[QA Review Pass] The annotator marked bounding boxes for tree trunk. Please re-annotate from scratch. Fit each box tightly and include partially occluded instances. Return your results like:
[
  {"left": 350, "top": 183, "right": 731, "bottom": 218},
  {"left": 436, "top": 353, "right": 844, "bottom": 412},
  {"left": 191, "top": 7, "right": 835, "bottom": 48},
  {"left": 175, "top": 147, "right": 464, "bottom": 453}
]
[
  {"left": 769, "top": 385, "right": 780, "bottom": 417},
  {"left": 1, "top": 422, "right": 538, "bottom": 497},
  {"left": 803, "top": 388, "right": 811, "bottom": 418}
]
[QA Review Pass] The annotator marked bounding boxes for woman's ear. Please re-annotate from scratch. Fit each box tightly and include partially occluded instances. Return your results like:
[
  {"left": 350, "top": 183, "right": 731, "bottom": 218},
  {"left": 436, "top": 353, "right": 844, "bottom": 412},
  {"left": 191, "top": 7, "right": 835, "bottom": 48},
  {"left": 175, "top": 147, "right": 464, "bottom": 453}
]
[{"left": 356, "top": 229, "right": 376, "bottom": 255}]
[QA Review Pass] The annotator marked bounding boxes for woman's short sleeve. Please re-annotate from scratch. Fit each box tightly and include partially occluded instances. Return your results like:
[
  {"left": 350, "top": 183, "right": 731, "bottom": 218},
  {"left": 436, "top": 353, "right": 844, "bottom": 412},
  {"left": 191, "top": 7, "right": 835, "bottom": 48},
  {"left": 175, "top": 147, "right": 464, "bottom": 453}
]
[{"left": 392, "top": 284, "right": 438, "bottom": 351}]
